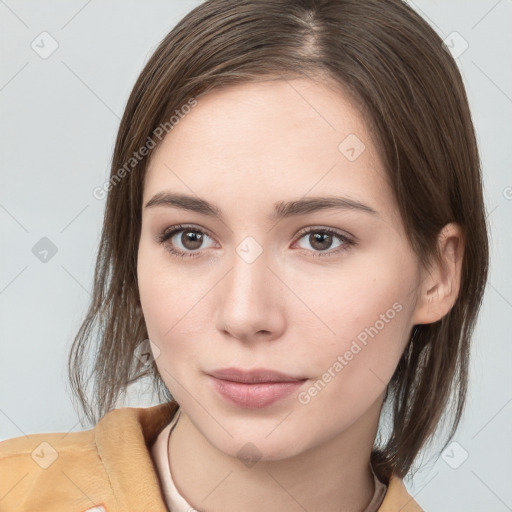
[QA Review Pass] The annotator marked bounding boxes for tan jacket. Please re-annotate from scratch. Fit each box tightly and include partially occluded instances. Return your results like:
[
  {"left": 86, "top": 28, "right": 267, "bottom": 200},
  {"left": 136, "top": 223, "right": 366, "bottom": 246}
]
[{"left": 0, "top": 400, "right": 423, "bottom": 511}]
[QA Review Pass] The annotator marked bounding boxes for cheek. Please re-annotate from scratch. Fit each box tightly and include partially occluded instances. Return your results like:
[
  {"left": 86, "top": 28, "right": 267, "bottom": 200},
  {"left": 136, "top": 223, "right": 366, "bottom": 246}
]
[
  {"left": 137, "top": 241, "right": 210, "bottom": 381},
  {"left": 295, "top": 247, "right": 418, "bottom": 381},
  {"left": 292, "top": 276, "right": 416, "bottom": 430},
  {"left": 138, "top": 236, "right": 193, "bottom": 328}
]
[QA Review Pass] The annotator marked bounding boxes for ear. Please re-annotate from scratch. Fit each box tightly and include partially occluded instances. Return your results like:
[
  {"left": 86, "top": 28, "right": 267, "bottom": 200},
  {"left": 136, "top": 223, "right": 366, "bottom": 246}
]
[{"left": 412, "top": 223, "right": 464, "bottom": 325}]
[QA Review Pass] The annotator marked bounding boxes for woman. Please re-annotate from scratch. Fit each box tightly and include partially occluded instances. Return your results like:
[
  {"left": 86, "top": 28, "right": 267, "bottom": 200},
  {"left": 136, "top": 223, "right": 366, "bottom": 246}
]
[{"left": 0, "top": 0, "right": 488, "bottom": 510}]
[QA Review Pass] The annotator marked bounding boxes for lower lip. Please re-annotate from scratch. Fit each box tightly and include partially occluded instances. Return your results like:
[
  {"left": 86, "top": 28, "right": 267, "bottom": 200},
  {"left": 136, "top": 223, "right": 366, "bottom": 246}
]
[{"left": 209, "top": 376, "right": 307, "bottom": 409}]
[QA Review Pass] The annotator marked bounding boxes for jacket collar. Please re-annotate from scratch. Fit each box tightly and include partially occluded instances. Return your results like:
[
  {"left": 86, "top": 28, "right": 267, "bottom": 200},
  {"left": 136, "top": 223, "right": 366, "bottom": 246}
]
[{"left": 95, "top": 400, "right": 178, "bottom": 512}]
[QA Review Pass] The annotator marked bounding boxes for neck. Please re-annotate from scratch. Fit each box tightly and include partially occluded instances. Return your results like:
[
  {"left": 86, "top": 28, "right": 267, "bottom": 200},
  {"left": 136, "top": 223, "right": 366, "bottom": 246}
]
[{"left": 168, "top": 396, "right": 384, "bottom": 512}]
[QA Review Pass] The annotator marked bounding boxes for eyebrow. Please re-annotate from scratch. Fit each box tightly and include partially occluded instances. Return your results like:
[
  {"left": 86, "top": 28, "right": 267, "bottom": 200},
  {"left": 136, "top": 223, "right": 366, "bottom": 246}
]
[{"left": 144, "top": 192, "right": 378, "bottom": 220}]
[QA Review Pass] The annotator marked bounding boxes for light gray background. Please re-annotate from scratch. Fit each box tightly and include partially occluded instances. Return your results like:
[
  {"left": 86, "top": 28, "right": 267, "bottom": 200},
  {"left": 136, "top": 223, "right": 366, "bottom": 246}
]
[{"left": 1, "top": 1, "right": 511, "bottom": 510}]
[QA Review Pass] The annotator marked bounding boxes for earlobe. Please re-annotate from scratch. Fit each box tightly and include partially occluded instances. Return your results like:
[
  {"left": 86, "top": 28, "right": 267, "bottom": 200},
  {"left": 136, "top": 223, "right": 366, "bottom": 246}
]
[{"left": 412, "top": 223, "right": 464, "bottom": 325}]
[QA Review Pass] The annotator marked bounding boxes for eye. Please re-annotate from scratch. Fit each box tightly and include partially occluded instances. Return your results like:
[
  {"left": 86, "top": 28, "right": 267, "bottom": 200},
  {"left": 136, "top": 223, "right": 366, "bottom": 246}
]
[
  {"left": 156, "top": 224, "right": 215, "bottom": 259},
  {"left": 293, "top": 227, "right": 355, "bottom": 258},
  {"left": 156, "top": 224, "right": 355, "bottom": 260}
]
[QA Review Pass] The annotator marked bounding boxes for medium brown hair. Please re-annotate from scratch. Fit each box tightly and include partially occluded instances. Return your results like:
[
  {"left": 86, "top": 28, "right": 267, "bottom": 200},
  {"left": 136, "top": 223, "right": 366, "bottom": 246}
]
[{"left": 68, "top": 0, "right": 489, "bottom": 482}]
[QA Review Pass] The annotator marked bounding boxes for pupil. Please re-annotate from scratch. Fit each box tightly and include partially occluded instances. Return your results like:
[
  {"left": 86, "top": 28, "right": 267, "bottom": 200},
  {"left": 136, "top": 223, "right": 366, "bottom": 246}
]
[
  {"left": 311, "top": 233, "right": 332, "bottom": 251},
  {"left": 183, "top": 231, "right": 203, "bottom": 250}
]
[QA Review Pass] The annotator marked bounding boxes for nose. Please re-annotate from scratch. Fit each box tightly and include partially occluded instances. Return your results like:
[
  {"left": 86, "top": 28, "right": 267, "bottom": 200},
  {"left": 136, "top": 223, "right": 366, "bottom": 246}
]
[{"left": 214, "top": 246, "right": 286, "bottom": 344}]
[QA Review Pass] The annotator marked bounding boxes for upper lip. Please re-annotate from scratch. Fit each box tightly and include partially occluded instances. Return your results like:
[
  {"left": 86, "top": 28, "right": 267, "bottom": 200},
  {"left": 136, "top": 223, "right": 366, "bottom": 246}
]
[{"left": 208, "top": 367, "right": 306, "bottom": 384}]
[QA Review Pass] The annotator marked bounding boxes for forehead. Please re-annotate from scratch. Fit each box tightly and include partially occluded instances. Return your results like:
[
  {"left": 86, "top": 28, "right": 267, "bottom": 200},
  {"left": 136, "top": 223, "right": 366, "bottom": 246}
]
[{"left": 143, "top": 78, "right": 395, "bottom": 223}]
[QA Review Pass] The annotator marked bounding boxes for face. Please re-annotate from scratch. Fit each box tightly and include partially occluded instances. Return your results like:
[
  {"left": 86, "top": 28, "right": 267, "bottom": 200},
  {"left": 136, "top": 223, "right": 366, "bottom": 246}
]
[{"left": 137, "top": 78, "right": 424, "bottom": 461}]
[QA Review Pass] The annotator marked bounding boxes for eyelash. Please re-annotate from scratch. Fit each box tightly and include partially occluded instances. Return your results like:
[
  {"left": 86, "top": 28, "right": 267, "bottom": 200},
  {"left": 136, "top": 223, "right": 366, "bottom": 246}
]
[{"left": 156, "top": 224, "right": 356, "bottom": 260}]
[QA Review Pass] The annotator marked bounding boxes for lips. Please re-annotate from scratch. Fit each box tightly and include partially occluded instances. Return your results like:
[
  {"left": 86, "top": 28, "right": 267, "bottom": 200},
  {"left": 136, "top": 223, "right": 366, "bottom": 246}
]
[
  {"left": 207, "top": 367, "right": 308, "bottom": 408},
  {"left": 207, "top": 367, "right": 306, "bottom": 383}
]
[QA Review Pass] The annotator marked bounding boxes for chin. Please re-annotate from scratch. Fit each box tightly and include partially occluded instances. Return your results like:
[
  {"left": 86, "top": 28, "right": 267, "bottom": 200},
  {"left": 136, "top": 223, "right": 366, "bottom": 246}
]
[{"left": 207, "top": 425, "right": 308, "bottom": 464}]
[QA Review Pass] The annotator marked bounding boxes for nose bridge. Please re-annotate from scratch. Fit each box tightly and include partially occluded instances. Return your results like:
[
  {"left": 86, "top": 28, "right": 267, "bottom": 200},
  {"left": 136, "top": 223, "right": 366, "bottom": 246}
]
[
  {"left": 224, "top": 238, "right": 270, "bottom": 308},
  {"left": 215, "top": 237, "right": 282, "bottom": 339}
]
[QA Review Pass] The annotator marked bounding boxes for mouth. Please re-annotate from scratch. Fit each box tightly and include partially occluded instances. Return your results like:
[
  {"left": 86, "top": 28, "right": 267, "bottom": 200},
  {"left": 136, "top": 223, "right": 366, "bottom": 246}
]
[
  {"left": 206, "top": 367, "right": 308, "bottom": 408},
  {"left": 207, "top": 367, "right": 307, "bottom": 383}
]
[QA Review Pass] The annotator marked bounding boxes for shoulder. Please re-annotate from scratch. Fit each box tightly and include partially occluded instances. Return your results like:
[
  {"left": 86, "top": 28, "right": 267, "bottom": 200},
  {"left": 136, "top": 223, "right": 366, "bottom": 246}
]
[
  {"left": 0, "top": 423, "right": 96, "bottom": 459},
  {"left": 0, "top": 423, "right": 111, "bottom": 511},
  {"left": 378, "top": 475, "right": 424, "bottom": 512},
  {"left": 0, "top": 401, "right": 178, "bottom": 512}
]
